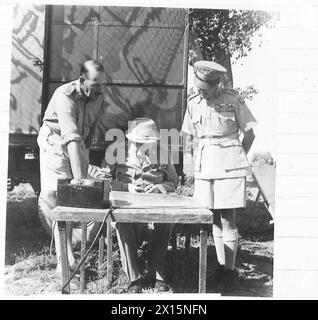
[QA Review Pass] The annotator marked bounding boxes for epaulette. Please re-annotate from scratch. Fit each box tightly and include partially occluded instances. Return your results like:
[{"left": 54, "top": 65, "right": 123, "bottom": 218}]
[
  {"left": 223, "top": 88, "right": 239, "bottom": 96},
  {"left": 223, "top": 88, "right": 245, "bottom": 104},
  {"left": 64, "top": 81, "right": 77, "bottom": 96},
  {"left": 187, "top": 92, "right": 201, "bottom": 102},
  {"left": 226, "top": 88, "right": 247, "bottom": 103}
]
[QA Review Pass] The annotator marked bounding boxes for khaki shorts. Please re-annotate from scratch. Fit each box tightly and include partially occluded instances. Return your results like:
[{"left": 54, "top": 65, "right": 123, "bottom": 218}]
[
  {"left": 37, "top": 125, "right": 89, "bottom": 191},
  {"left": 193, "top": 177, "right": 246, "bottom": 209}
]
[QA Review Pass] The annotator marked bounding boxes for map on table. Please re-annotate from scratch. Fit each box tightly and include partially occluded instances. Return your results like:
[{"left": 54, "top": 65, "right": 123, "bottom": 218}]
[{"left": 109, "top": 191, "right": 208, "bottom": 209}]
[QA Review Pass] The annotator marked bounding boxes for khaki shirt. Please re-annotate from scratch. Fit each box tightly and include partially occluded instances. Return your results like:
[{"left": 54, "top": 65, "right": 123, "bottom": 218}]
[
  {"left": 89, "top": 146, "right": 178, "bottom": 193},
  {"left": 42, "top": 79, "right": 105, "bottom": 148},
  {"left": 182, "top": 88, "right": 257, "bottom": 179}
]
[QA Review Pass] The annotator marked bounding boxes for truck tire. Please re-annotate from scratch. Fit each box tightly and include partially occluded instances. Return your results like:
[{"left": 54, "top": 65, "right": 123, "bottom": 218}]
[{"left": 37, "top": 197, "right": 104, "bottom": 247}]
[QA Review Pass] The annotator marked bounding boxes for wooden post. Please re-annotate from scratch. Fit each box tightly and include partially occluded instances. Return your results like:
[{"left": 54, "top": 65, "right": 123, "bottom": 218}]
[
  {"left": 182, "top": 229, "right": 191, "bottom": 292},
  {"left": 98, "top": 234, "right": 105, "bottom": 268},
  {"left": 171, "top": 226, "right": 178, "bottom": 284},
  {"left": 58, "top": 221, "right": 70, "bottom": 294},
  {"left": 106, "top": 220, "right": 113, "bottom": 287},
  {"left": 253, "top": 190, "right": 261, "bottom": 210},
  {"left": 199, "top": 225, "right": 208, "bottom": 293},
  {"left": 80, "top": 222, "right": 87, "bottom": 294}
]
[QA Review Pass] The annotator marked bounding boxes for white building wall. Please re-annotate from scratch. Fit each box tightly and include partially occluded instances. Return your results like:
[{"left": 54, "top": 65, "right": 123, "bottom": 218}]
[{"left": 274, "top": 5, "right": 318, "bottom": 298}]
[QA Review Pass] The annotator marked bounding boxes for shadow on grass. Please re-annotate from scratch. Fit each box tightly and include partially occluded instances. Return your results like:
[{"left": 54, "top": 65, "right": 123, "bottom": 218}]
[
  {"left": 5, "top": 185, "right": 273, "bottom": 296},
  {"left": 164, "top": 231, "right": 273, "bottom": 297}
]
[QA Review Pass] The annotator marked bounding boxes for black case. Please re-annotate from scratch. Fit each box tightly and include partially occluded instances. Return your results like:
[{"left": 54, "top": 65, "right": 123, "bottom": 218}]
[{"left": 57, "top": 178, "right": 107, "bottom": 208}]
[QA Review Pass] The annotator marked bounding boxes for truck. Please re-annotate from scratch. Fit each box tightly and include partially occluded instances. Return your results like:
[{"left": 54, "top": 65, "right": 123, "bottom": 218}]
[
  {"left": 8, "top": 4, "right": 190, "bottom": 195},
  {"left": 8, "top": 4, "right": 190, "bottom": 237}
]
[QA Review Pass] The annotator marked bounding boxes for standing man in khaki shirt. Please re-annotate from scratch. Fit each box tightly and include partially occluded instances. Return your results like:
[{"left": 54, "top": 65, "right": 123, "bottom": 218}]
[
  {"left": 37, "top": 60, "right": 106, "bottom": 285},
  {"left": 182, "top": 61, "right": 256, "bottom": 284}
]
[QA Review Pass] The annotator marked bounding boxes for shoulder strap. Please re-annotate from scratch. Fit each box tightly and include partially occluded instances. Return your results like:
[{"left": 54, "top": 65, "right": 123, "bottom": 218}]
[
  {"left": 64, "top": 81, "right": 77, "bottom": 96},
  {"left": 187, "top": 92, "right": 201, "bottom": 102},
  {"left": 223, "top": 88, "right": 239, "bottom": 96}
]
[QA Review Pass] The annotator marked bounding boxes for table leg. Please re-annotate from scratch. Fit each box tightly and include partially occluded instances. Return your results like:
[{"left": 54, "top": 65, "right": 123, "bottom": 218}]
[
  {"left": 182, "top": 229, "right": 191, "bottom": 292},
  {"left": 199, "top": 226, "right": 208, "bottom": 293},
  {"left": 80, "top": 222, "right": 87, "bottom": 294},
  {"left": 58, "top": 221, "right": 70, "bottom": 294},
  {"left": 171, "top": 226, "right": 178, "bottom": 284},
  {"left": 98, "top": 234, "right": 104, "bottom": 268},
  {"left": 253, "top": 191, "right": 261, "bottom": 210},
  {"left": 106, "top": 220, "right": 113, "bottom": 287}
]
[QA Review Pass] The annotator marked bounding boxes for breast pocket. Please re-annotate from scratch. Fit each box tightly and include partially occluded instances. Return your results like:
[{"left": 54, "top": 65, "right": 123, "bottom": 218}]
[
  {"left": 216, "top": 111, "right": 235, "bottom": 122},
  {"left": 212, "top": 111, "right": 237, "bottom": 135},
  {"left": 193, "top": 112, "right": 211, "bottom": 137}
]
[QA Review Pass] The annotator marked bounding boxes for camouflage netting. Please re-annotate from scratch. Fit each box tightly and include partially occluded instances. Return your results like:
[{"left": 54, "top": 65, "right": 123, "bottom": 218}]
[
  {"left": 10, "top": 5, "right": 45, "bottom": 134},
  {"left": 47, "top": 5, "right": 188, "bottom": 141}
]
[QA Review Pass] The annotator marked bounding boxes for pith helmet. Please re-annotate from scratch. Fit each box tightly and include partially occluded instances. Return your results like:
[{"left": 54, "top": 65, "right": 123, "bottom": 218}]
[
  {"left": 126, "top": 118, "right": 160, "bottom": 143},
  {"left": 193, "top": 60, "right": 227, "bottom": 90}
]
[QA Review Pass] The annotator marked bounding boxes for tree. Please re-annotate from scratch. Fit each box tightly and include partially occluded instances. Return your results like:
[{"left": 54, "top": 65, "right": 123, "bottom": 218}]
[
  {"left": 188, "top": 9, "right": 278, "bottom": 87},
  {"left": 235, "top": 85, "right": 259, "bottom": 101},
  {"left": 251, "top": 151, "right": 275, "bottom": 166}
]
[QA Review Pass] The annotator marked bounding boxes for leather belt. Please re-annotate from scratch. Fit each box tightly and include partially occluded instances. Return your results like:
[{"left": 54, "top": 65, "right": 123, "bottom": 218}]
[{"left": 198, "top": 132, "right": 239, "bottom": 142}]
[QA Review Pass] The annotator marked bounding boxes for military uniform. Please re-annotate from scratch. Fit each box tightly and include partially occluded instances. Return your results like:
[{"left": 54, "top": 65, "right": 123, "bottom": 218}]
[
  {"left": 37, "top": 74, "right": 106, "bottom": 284},
  {"left": 38, "top": 79, "right": 105, "bottom": 191},
  {"left": 182, "top": 88, "right": 257, "bottom": 209},
  {"left": 91, "top": 146, "right": 178, "bottom": 283},
  {"left": 99, "top": 146, "right": 178, "bottom": 193},
  {"left": 182, "top": 60, "right": 257, "bottom": 273}
]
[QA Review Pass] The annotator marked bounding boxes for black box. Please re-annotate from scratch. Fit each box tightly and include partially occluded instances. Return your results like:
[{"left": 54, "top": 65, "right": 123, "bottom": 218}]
[{"left": 57, "top": 178, "right": 108, "bottom": 208}]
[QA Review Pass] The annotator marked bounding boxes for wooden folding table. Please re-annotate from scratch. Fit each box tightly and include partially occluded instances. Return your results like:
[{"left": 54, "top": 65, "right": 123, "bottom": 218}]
[{"left": 52, "top": 191, "right": 213, "bottom": 294}]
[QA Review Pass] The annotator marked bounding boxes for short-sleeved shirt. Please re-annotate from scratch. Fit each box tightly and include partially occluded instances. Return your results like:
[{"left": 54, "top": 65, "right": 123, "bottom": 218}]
[
  {"left": 42, "top": 79, "right": 105, "bottom": 148},
  {"left": 182, "top": 88, "right": 257, "bottom": 179}
]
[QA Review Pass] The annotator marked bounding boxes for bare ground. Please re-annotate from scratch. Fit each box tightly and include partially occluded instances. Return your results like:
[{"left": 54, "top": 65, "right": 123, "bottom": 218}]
[{"left": 4, "top": 183, "right": 273, "bottom": 297}]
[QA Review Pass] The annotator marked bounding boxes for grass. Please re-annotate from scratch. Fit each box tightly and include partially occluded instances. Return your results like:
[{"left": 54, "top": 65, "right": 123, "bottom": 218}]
[{"left": 4, "top": 182, "right": 273, "bottom": 296}]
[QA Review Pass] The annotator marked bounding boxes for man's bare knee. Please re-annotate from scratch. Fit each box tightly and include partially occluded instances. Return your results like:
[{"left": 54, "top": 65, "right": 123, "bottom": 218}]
[{"left": 39, "top": 190, "right": 57, "bottom": 209}]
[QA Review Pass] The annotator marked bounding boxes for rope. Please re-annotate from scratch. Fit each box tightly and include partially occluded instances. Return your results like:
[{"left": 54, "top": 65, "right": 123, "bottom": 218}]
[{"left": 49, "top": 221, "right": 56, "bottom": 257}]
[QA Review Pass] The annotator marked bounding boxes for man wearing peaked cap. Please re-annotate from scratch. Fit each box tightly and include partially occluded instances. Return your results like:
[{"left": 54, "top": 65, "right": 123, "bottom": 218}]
[
  {"left": 182, "top": 60, "right": 257, "bottom": 286},
  {"left": 193, "top": 60, "right": 227, "bottom": 90}
]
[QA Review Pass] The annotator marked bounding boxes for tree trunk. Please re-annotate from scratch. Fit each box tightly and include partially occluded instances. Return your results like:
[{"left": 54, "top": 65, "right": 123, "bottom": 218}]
[
  {"left": 188, "top": 28, "right": 204, "bottom": 65},
  {"left": 215, "top": 50, "right": 233, "bottom": 88}
]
